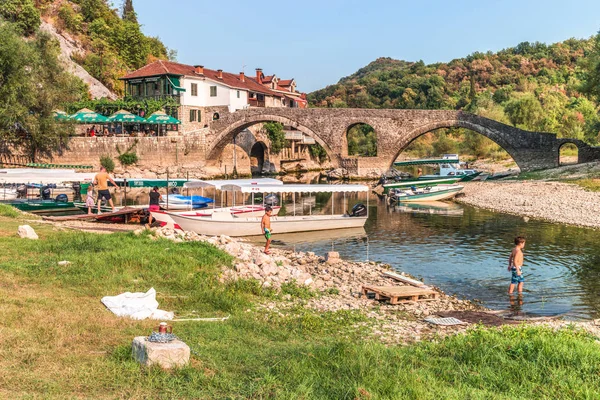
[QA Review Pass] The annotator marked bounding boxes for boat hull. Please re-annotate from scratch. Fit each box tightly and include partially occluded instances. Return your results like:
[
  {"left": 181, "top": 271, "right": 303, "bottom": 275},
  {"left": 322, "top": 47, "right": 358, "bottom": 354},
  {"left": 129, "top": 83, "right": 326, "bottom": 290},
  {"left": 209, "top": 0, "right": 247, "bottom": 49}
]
[
  {"left": 151, "top": 205, "right": 282, "bottom": 230},
  {"left": 382, "top": 177, "right": 461, "bottom": 193},
  {"left": 168, "top": 213, "right": 368, "bottom": 237},
  {"left": 391, "top": 186, "right": 463, "bottom": 203},
  {"left": 6, "top": 199, "right": 77, "bottom": 213}
]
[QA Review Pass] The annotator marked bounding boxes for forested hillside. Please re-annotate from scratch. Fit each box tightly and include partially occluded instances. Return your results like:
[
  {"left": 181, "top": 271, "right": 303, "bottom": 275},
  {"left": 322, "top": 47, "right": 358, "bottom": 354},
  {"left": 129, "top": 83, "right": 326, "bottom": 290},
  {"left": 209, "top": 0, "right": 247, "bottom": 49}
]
[
  {"left": 0, "top": 0, "right": 171, "bottom": 160},
  {"left": 309, "top": 36, "right": 600, "bottom": 158}
]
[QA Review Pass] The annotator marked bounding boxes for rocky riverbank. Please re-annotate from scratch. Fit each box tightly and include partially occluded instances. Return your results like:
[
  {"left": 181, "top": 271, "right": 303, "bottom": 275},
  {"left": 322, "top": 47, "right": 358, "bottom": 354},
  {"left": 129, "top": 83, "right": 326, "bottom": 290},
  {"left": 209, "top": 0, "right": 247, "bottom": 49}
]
[
  {"left": 146, "top": 227, "right": 497, "bottom": 343},
  {"left": 456, "top": 181, "right": 600, "bottom": 229}
]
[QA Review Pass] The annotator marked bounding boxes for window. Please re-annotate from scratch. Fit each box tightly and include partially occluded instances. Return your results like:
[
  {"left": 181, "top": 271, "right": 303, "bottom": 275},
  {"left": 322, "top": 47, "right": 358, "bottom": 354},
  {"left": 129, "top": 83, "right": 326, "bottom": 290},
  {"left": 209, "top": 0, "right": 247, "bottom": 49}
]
[
  {"left": 191, "top": 83, "right": 198, "bottom": 96},
  {"left": 210, "top": 86, "right": 217, "bottom": 97},
  {"left": 189, "top": 109, "right": 197, "bottom": 122},
  {"left": 237, "top": 90, "right": 240, "bottom": 99}
]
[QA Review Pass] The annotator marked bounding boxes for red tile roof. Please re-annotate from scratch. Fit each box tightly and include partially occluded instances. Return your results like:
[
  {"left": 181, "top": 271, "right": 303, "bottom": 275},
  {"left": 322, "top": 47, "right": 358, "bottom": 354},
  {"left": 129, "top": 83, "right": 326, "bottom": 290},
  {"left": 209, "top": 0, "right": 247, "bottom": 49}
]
[
  {"left": 278, "top": 79, "right": 294, "bottom": 86},
  {"left": 121, "top": 60, "right": 282, "bottom": 97},
  {"left": 261, "top": 75, "right": 274, "bottom": 83}
]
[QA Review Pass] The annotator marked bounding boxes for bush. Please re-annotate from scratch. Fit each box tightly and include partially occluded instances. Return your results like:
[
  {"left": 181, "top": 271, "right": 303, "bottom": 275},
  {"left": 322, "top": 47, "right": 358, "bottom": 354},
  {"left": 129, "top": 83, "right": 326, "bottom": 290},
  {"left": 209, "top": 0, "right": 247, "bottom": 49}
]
[
  {"left": 58, "top": 4, "right": 83, "bottom": 33},
  {"left": 309, "top": 143, "right": 328, "bottom": 163},
  {"left": 0, "top": 204, "right": 19, "bottom": 218},
  {"left": 117, "top": 151, "right": 138, "bottom": 166},
  {"left": 100, "top": 155, "right": 115, "bottom": 172},
  {"left": 264, "top": 122, "right": 286, "bottom": 154}
]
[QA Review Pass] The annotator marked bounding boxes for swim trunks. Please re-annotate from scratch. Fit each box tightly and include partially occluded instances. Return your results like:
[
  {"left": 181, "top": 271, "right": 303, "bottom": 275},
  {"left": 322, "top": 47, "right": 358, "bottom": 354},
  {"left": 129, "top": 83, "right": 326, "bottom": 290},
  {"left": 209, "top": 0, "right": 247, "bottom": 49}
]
[
  {"left": 264, "top": 228, "right": 271, "bottom": 240},
  {"left": 511, "top": 266, "right": 524, "bottom": 284},
  {"left": 98, "top": 189, "right": 111, "bottom": 201}
]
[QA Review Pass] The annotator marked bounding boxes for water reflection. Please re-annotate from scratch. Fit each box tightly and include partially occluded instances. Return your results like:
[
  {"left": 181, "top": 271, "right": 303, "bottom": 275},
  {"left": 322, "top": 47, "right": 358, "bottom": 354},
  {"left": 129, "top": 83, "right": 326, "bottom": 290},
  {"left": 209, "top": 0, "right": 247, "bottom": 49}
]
[{"left": 279, "top": 195, "right": 600, "bottom": 320}]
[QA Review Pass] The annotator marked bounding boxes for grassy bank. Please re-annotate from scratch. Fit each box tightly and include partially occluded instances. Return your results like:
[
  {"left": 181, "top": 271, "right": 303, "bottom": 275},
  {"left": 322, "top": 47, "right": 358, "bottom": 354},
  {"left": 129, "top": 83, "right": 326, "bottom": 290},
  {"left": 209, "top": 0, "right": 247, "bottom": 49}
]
[{"left": 1, "top": 211, "right": 600, "bottom": 399}]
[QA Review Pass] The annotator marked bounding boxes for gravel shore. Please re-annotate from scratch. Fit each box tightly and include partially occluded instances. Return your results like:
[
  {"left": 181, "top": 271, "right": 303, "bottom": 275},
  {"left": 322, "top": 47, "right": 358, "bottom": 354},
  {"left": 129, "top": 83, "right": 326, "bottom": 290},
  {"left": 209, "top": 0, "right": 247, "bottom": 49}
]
[{"left": 456, "top": 181, "right": 600, "bottom": 229}]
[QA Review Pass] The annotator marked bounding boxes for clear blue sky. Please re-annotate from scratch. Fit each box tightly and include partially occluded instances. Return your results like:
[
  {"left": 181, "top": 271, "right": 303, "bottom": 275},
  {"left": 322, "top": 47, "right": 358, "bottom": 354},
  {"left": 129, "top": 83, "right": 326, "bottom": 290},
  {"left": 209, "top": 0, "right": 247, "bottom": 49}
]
[{"left": 134, "top": 0, "right": 600, "bottom": 93}]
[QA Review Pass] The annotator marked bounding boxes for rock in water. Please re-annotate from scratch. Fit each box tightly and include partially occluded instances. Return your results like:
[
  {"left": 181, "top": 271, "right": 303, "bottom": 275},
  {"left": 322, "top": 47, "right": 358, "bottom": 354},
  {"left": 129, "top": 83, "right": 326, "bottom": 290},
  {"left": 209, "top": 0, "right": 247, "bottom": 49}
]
[{"left": 17, "top": 225, "right": 38, "bottom": 240}]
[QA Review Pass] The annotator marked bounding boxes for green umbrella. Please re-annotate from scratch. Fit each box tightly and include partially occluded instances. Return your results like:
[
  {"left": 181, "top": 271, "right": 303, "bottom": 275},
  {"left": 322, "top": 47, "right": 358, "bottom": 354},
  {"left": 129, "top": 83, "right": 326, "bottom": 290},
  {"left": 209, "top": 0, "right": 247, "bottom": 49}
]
[
  {"left": 145, "top": 111, "right": 181, "bottom": 124},
  {"left": 53, "top": 110, "right": 69, "bottom": 121},
  {"left": 107, "top": 109, "right": 147, "bottom": 123},
  {"left": 69, "top": 108, "right": 109, "bottom": 123}
]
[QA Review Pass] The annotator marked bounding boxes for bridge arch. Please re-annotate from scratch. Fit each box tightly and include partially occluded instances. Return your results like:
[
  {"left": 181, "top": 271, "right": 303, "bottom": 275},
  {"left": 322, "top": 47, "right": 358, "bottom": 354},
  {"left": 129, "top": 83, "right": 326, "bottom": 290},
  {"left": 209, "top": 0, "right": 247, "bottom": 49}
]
[
  {"left": 388, "top": 119, "right": 521, "bottom": 169},
  {"left": 206, "top": 114, "right": 335, "bottom": 161},
  {"left": 344, "top": 122, "right": 378, "bottom": 157}
]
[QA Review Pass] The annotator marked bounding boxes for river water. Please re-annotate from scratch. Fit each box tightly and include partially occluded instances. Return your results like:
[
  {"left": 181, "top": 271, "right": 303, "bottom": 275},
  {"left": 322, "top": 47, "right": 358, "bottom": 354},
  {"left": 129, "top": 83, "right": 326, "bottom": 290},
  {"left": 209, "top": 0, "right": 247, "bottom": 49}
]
[{"left": 263, "top": 191, "right": 600, "bottom": 320}]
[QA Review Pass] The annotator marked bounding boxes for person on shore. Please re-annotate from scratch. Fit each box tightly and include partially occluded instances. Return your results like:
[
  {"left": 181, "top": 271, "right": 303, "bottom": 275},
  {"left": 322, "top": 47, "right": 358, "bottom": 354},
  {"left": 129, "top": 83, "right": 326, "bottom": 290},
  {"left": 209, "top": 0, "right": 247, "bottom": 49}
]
[
  {"left": 147, "top": 186, "right": 163, "bottom": 227},
  {"left": 93, "top": 166, "right": 118, "bottom": 213},
  {"left": 261, "top": 205, "right": 273, "bottom": 255},
  {"left": 508, "top": 236, "right": 526, "bottom": 294},
  {"left": 85, "top": 184, "right": 95, "bottom": 215}
]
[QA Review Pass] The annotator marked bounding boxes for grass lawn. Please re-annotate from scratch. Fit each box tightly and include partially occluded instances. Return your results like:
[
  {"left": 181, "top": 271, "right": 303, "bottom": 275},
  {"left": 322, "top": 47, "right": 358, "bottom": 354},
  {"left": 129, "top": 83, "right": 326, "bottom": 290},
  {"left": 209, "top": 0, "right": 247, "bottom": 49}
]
[{"left": 1, "top": 208, "right": 600, "bottom": 399}]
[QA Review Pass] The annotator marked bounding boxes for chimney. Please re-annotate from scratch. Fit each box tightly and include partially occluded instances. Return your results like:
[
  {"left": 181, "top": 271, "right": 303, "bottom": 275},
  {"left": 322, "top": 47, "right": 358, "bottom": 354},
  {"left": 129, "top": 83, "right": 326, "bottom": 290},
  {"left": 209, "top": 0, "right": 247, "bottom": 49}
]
[
  {"left": 239, "top": 72, "right": 245, "bottom": 82},
  {"left": 217, "top": 69, "right": 223, "bottom": 79},
  {"left": 194, "top": 65, "right": 204, "bottom": 75},
  {"left": 256, "top": 68, "right": 263, "bottom": 84}
]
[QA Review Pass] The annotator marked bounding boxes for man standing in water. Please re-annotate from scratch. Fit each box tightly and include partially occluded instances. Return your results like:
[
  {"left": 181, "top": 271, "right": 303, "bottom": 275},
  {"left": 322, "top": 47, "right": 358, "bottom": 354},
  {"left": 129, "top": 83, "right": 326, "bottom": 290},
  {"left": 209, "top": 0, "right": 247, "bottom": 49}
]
[
  {"left": 94, "top": 166, "right": 118, "bottom": 213},
  {"left": 508, "top": 236, "right": 526, "bottom": 294},
  {"left": 261, "top": 206, "right": 273, "bottom": 255}
]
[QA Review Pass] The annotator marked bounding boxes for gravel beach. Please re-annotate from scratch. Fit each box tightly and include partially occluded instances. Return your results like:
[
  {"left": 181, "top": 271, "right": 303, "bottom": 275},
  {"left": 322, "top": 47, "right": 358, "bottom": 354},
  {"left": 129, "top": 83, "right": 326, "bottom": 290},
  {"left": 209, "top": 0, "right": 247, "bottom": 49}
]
[{"left": 457, "top": 181, "right": 600, "bottom": 229}]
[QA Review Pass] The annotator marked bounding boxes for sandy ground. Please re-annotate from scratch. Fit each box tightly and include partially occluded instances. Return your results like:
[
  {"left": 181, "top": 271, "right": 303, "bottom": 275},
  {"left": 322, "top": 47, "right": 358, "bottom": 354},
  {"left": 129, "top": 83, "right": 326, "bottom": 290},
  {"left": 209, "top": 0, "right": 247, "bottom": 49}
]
[{"left": 457, "top": 181, "right": 600, "bottom": 229}]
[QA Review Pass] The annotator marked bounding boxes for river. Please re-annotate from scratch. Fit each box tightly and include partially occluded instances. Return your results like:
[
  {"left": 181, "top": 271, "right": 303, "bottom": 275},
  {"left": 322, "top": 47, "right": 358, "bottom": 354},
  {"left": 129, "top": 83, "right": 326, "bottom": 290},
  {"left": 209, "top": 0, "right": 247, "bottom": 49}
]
[{"left": 261, "top": 191, "right": 600, "bottom": 320}]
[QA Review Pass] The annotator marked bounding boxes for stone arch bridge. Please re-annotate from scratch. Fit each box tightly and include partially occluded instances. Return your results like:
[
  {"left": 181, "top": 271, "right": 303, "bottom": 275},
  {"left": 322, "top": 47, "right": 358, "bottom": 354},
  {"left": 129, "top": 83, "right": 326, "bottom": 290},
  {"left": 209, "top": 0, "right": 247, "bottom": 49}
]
[{"left": 206, "top": 108, "right": 600, "bottom": 174}]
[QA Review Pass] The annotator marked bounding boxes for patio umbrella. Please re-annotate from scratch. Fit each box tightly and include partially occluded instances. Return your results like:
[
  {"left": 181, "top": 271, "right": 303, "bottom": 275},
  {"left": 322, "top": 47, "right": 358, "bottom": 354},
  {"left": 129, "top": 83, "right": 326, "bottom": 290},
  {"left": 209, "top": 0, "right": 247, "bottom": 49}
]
[
  {"left": 53, "top": 110, "right": 69, "bottom": 121},
  {"left": 107, "top": 109, "right": 146, "bottom": 136},
  {"left": 69, "top": 108, "right": 109, "bottom": 123},
  {"left": 107, "top": 109, "right": 147, "bottom": 124},
  {"left": 145, "top": 111, "right": 181, "bottom": 124},
  {"left": 146, "top": 111, "right": 181, "bottom": 136}
]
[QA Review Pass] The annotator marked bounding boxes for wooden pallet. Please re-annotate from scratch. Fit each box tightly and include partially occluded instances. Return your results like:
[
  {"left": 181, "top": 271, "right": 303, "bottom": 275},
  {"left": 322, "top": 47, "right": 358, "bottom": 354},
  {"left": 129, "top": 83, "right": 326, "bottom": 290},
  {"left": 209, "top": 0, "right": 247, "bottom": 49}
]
[{"left": 362, "top": 285, "right": 439, "bottom": 304}]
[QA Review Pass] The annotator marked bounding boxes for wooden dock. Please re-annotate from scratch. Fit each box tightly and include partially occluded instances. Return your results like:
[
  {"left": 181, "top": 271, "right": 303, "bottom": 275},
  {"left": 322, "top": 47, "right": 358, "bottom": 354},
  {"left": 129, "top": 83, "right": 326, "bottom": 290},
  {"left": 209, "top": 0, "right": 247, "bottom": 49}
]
[
  {"left": 362, "top": 285, "right": 439, "bottom": 304},
  {"left": 42, "top": 207, "right": 143, "bottom": 223}
]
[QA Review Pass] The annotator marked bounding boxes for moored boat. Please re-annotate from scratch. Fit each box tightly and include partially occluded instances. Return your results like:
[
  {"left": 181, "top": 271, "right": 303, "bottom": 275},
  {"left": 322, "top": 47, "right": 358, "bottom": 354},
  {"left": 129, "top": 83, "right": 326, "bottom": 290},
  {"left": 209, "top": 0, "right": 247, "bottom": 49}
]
[
  {"left": 167, "top": 183, "right": 369, "bottom": 237},
  {"left": 382, "top": 177, "right": 461, "bottom": 193},
  {"left": 388, "top": 184, "right": 464, "bottom": 203}
]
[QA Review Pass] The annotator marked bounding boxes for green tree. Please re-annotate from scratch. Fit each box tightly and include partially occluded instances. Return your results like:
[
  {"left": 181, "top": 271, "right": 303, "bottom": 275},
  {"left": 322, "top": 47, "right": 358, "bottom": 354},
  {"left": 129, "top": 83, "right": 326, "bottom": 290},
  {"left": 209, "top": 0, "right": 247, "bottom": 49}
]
[
  {"left": 347, "top": 124, "right": 377, "bottom": 156},
  {"left": 0, "top": 23, "right": 85, "bottom": 161},
  {"left": 121, "top": 0, "right": 138, "bottom": 24},
  {"left": 264, "top": 122, "right": 286, "bottom": 154},
  {"left": 504, "top": 94, "right": 544, "bottom": 131},
  {"left": 580, "top": 31, "right": 600, "bottom": 100},
  {"left": 0, "top": 0, "right": 40, "bottom": 36}
]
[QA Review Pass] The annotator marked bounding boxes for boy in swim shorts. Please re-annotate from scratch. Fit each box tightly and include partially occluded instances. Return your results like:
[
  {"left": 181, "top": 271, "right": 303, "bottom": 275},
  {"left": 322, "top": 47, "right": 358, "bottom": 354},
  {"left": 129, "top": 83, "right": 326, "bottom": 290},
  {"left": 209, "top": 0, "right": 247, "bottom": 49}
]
[
  {"left": 508, "top": 236, "right": 526, "bottom": 294},
  {"left": 261, "top": 206, "right": 273, "bottom": 255}
]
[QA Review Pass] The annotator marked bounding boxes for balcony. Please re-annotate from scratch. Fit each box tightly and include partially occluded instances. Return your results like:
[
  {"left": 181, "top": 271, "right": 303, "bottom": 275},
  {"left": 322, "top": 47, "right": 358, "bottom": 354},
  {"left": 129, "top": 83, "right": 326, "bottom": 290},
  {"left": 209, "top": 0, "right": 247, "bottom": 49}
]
[
  {"left": 249, "top": 98, "right": 266, "bottom": 108},
  {"left": 126, "top": 94, "right": 181, "bottom": 104}
]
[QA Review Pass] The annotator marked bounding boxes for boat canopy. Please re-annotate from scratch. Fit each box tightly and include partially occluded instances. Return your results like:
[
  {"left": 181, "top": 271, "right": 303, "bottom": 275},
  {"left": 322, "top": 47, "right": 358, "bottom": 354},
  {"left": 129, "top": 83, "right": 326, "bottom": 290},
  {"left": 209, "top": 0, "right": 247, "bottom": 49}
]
[
  {"left": 183, "top": 178, "right": 283, "bottom": 190},
  {"left": 0, "top": 172, "right": 96, "bottom": 184},
  {"left": 220, "top": 183, "right": 370, "bottom": 194}
]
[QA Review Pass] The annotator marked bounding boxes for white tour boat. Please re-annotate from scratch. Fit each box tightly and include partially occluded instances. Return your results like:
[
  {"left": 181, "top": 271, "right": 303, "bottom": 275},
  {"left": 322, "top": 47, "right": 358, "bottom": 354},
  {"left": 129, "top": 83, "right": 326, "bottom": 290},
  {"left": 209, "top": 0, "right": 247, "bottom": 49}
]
[
  {"left": 166, "top": 183, "right": 369, "bottom": 237},
  {"left": 150, "top": 178, "right": 284, "bottom": 229}
]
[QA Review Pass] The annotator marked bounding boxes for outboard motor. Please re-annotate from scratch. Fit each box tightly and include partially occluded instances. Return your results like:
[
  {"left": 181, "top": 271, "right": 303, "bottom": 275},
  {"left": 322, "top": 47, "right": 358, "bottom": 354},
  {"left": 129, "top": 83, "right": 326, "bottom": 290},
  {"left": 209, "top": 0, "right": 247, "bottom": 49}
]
[
  {"left": 40, "top": 186, "right": 51, "bottom": 200},
  {"left": 264, "top": 193, "right": 279, "bottom": 206},
  {"left": 17, "top": 184, "right": 27, "bottom": 199},
  {"left": 72, "top": 182, "right": 82, "bottom": 202},
  {"left": 350, "top": 203, "right": 367, "bottom": 217},
  {"left": 169, "top": 187, "right": 180, "bottom": 194},
  {"left": 55, "top": 194, "right": 68, "bottom": 203}
]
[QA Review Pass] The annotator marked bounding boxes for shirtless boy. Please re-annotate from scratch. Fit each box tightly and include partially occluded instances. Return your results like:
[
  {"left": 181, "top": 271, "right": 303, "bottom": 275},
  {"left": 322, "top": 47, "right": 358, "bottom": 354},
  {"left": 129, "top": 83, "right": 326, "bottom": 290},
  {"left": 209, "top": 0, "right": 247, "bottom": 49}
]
[
  {"left": 508, "top": 236, "right": 526, "bottom": 294},
  {"left": 261, "top": 206, "right": 273, "bottom": 255}
]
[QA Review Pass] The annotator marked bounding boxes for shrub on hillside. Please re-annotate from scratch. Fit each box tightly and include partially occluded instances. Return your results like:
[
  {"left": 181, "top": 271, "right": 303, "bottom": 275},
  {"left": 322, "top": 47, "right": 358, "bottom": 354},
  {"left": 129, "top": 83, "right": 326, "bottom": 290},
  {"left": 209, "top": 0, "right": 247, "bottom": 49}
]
[
  {"left": 100, "top": 155, "right": 115, "bottom": 172},
  {"left": 117, "top": 152, "right": 138, "bottom": 166}
]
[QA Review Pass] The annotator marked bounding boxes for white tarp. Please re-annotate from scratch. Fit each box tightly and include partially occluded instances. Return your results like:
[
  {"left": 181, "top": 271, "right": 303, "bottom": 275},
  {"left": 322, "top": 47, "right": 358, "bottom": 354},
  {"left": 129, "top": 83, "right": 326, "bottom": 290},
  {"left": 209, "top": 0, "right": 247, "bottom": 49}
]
[{"left": 100, "top": 287, "right": 174, "bottom": 320}]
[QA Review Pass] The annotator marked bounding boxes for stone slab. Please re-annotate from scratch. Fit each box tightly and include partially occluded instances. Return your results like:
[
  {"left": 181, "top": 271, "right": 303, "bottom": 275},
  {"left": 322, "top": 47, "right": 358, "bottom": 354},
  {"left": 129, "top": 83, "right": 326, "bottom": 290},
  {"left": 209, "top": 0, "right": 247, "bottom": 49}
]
[{"left": 132, "top": 336, "right": 190, "bottom": 369}]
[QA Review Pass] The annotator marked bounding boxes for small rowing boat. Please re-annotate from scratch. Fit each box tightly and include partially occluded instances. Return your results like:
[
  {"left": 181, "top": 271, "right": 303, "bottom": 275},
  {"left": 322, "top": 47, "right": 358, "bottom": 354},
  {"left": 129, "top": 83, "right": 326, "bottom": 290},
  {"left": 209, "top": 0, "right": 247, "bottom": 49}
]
[{"left": 388, "top": 184, "right": 464, "bottom": 203}]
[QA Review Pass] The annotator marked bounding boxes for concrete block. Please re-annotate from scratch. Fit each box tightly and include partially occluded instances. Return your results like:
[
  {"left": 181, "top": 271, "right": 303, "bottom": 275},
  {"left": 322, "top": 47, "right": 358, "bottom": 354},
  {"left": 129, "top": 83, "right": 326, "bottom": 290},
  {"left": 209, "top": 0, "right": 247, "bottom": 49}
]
[{"left": 132, "top": 336, "right": 190, "bottom": 369}]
